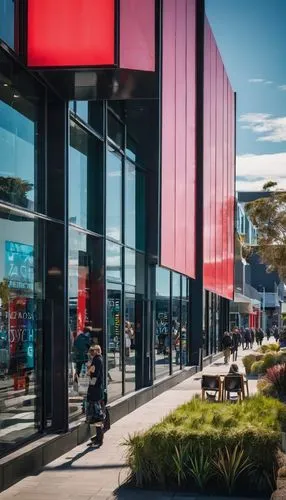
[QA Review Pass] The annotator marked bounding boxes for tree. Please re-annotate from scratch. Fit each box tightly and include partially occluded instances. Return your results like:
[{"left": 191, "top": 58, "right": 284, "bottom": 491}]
[
  {"left": 243, "top": 181, "right": 286, "bottom": 280},
  {"left": 0, "top": 176, "right": 33, "bottom": 207}
]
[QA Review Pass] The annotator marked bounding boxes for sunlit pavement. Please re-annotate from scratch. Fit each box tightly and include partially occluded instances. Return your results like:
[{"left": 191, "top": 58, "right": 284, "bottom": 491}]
[{"left": 0, "top": 345, "right": 266, "bottom": 500}]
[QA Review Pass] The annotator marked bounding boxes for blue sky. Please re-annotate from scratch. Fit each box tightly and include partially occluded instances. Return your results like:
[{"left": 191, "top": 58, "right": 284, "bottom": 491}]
[{"left": 206, "top": 0, "right": 286, "bottom": 191}]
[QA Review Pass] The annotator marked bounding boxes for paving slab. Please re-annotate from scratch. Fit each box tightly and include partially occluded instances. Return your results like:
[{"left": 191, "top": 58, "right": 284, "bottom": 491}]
[{"left": 0, "top": 347, "right": 260, "bottom": 500}]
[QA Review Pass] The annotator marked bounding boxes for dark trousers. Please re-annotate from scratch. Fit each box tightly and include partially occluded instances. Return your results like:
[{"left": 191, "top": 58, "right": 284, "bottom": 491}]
[{"left": 232, "top": 349, "right": 238, "bottom": 361}]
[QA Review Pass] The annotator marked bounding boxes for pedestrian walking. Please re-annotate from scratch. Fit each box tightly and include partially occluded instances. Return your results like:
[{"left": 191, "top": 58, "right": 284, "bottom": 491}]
[
  {"left": 244, "top": 328, "right": 251, "bottom": 350},
  {"left": 257, "top": 328, "right": 264, "bottom": 346},
  {"left": 222, "top": 331, "right": 232, "bottom": 365},
  {"left": 266, "top": 328, "right": 271, "bottom": 341},
  {"left": 85, "top": 345, "right": 105, "bottom": 447},
  {"left": 231, "top": 329, "right": 239, "bottom": 362}
]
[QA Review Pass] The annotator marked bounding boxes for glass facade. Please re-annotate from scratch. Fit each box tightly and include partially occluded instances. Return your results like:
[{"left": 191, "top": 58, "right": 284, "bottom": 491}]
[
  {"left": 0, "top": 208, "right": 43, "bottom": 455},
  {"left": 0, "top": 36, "right": 228, "bottom": 461},
  {"left": 0, "top": 0, "right": 15, "bottom": 50}
]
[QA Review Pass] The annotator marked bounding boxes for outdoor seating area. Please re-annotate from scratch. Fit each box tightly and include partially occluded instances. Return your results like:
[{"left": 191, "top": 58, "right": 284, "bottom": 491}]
[{"left": 201, "top": 373, "right": 249, "bottom": 402}]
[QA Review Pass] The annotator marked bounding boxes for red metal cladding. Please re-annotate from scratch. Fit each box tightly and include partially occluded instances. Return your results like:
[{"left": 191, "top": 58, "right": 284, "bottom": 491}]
[
  {"left": 203, "top": 17, "right": 235, "bottom": 300},
  {"left": 209, "top": 29, "right": 217, "bottom": 293},
  {"left": 175, "top": 0, "right": 187, "bottom": 274},
  {"left": 203, "top": 20, "right": 211, "bottom": 289},
  {"left": 120, "top": 0, "right": 155, "bottom": 71},
  {"left": 161, "top": 0, "right": 176, "bottom": 270},
  {"left": 27, "top": 0, "right": 115, "bottom": 67},
  {"left": 185, "top": 0, "right": 197, "bottom": 279},
  {"left": 161, "top": 0, "right": 196, "bottom": 278}
]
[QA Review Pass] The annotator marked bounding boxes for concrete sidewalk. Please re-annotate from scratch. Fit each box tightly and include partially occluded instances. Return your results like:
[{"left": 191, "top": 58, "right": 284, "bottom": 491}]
[{"left": 0, "top": 348, "right": 258, "bottom": 500}]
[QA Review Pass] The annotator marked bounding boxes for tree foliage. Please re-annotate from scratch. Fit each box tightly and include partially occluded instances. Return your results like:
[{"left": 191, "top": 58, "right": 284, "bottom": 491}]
[
  {"left": 244, "top": 182, "right": 286, "bottom": 280},
  {"left": 0, "top": 176, "right": 32, "bottom": 207}
]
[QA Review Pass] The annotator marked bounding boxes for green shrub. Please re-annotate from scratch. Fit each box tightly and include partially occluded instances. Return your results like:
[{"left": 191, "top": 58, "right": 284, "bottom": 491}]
[
  {"left": 263, "top": 352, "right": 281, "bottom": 370},
  {"left": 257, "top": 377, "right": 278, "bottom": 398},
  {"left": 259, "top": 343, "right": 280, "bottom": 353},
  {"left": 243, "top": 354, "right": 257, "bottom": 374},
  {"left": 124, "top": 396, "right": 283, "bottom": 495},
  {"left": 251, "top": 360, "right": 265, "bottom": 375},
  {"left": 212, "top": 444, "right": 253, "bottom": 494}
]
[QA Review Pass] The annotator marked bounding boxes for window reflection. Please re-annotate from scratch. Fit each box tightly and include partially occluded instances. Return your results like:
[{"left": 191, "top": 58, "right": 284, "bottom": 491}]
[
  {"left": 172, "top": 273, "right": 181, "bottom": 371},
  {"left": 106, "top": 241, "right": 121, "bottom": 282},
  {"left": 155, "top": 267, "right": 170, "bottom": 379},
  {"left": 108, "top": 112, "right": 124, "bottom": 148},
  {"left": 106, "top": 148, "right": 122, "bottom": 241},
  {"left": 125, "top": 248, "right": 135, "bottom": 287},
  {"left": 69, "top": 120, "right": 103, "bottom": 233},
  {"left": 0, "top": 208, "right": 43, "bottom": 455},
  {"left": 107, "top": 284, "right": 122, "bottom": 402},
  {"left": 0, "top": 0, "right": 15, "bottom": 49},
  {"left": 75, "top": 101, "right": 88, "bottom": 122},
  {"left": 0, "top": 82, "right": 37, "bottom": 210},
  {"left": 125, "top": 292, "right": 135, "bottom": 395},
  {"left": 68, "top": 228, "right": 103, "bottom": 416},
  {"left": 125, "top": 161, "right": 136, "bottom": 248}
]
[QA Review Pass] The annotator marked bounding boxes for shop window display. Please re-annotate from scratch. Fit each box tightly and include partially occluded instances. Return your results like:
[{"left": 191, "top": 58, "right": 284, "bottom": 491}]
[
  {"left": 0, "top": 208, "right": 43, "bottom": 456},
  {"left": 107, "top": 283, "right": 122, "bottom": 402},
  {"left": 125, "top": 291, "right": 136, "bottom": 395},
  {"left": 155, "top": 267, "right": 170, "bottom": 379},
  {"left": 172, "top": 273, "right": 181, "bottom": 372},
  {"left": 68, "top": 228, "right": 104, "bottom": 417}
]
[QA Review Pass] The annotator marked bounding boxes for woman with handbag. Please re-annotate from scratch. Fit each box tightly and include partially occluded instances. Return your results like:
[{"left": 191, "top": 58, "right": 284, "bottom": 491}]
[{"left": 86, "top": 345, "right": 105, "bottom": 446}]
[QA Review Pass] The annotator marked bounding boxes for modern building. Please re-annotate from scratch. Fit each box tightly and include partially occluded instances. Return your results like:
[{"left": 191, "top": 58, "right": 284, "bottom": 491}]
[
  {"left": 231, "top": 193, "right": 285, "bottom": 330},
  {"left": 230, "top": 200, "right": 261, "bottom": 329},
  {"left": 0, "top": 0, "right": 235, "bottom": 481}
]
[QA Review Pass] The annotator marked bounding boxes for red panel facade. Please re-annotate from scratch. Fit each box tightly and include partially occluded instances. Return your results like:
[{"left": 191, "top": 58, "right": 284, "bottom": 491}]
[
  {"left": 161, "top": 0, "right": 196, "bottom": 278},
  {"left": 203, "top": 17, "right": 234, "bottom": 300},
  {"left": 120, "top": 0, "right": 155, "bottom": 71},
  {"left": 27, "top": 0, "right": 115, "bottom": 68}
]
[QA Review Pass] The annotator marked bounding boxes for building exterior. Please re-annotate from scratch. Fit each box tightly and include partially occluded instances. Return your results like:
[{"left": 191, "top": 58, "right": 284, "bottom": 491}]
[
  {"left": 0, "top": 0, "right": 235, "bottom": 468},
  {"left": 231, "top": 193, "right": 284, "bottom": 330},
  {"left": 230, "top": 201, "right": 261, "bottom": 329}
]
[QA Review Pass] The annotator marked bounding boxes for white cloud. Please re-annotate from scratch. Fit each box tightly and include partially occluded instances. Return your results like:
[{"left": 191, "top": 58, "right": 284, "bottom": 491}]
[
  {"left": 278, "top": 85, "right": 286, "bottom": 91},
  {"left": 248, "top": 78, "right": 273, "bottom": 85},
  {"left": 239, "top": 113, "right": 286, "bottom": 142},
  {"left": 248, "top": 78, "right": 265, "bottom": 83},
  {"left": 236, "top": 152, "right": 286, "bottom": 191}
]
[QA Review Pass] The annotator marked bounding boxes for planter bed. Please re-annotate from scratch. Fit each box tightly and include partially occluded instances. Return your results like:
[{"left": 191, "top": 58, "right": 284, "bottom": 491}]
[{"left": 124, "top": 395, "right": 286, "bottom": 498}]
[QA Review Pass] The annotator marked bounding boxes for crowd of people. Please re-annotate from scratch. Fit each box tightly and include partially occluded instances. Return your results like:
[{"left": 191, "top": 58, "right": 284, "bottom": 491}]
[{"left": 221, "top": 325, "right": 284, "bottom": 365}]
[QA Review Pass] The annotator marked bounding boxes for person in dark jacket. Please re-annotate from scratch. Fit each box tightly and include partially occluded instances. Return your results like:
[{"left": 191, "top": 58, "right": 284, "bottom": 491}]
[
  {"left": 257, "top": 328, "right": 264, "bottom": 346},
  {"left": 222, "top": 332, "right": 232, "bottom": 364},
  {"left": 232, "top": 330, "right": 240, "bottom": 361},
  {"left": 244, "top": 328, "right": 251, "bottom": 350},
  {"left": 86, "top": 345, "right": 105, "bottom": 446}
]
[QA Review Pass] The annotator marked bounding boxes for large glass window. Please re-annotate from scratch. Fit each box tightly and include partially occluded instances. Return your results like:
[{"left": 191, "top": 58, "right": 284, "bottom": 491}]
[
  {"left": 106, "top": 148, "right": 122, "bottom": 241},
  {"left": 108, "top": 112, "right": 124, "bottom": 148},
  {"left": 0, "top": 208, "right": 43, "bottom": 455},
  {"left": 68, "top": 228, "right": 104, "bottom": 416},
  {"left": 106, "top": 241, "right": 122, "bottom": 282},
  {"left": 0, "top": 0, "right": 15, "bottom": 49},
  {"left": 125, "top": 161, "right": 136, "bottom": 248},
  {"left": 0, "top": 76, "right": 38, "bottom": 211},
  {"left": 136, "top": 170, "right": 146, "bottom": 251},
  {"left": 155, "top": 267, "right": 170, "bottom": 379},
  {"left": 125, "top": 291, "right": 135, "bottom": 395},
  {"left": 69, "top": 121, "right": 103, "bottom": 233},
  {"left": 107, "top": 283, "right": 122, "bottom": 402},
  {"left": 125, "top": 162, "right": 146, "bottom": 250},
  {"left": 172, "top": 273, "right": 181, "bottom": 372}
]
